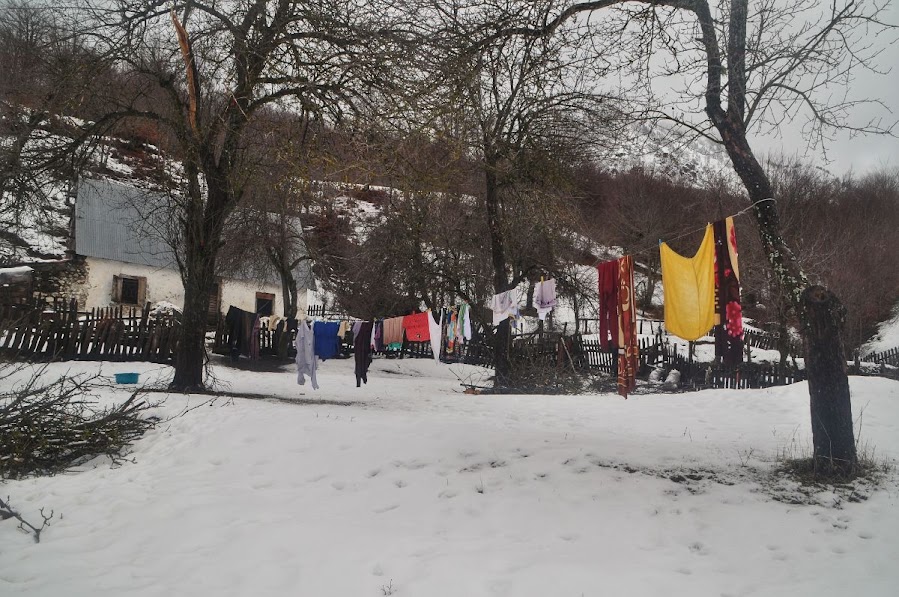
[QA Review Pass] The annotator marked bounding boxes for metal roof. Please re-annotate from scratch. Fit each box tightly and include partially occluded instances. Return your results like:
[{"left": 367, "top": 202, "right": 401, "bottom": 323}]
[
  {"left": 75, "top": 179, "right": 175, "bottom": 269},
  {"left": 75, "top": 178, "right": 315, "bottom": 289}
]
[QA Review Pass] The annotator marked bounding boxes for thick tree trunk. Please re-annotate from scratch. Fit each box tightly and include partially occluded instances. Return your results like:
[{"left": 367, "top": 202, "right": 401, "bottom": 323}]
[
  {"left": 715, "top": 121, "right": 857, "bottom": 476},
  {"left": 801, "top": 286, "right": 857, "bottom": 475},
  {"left": 484, "top": 165, "right": 512, "bottom": 387},
  {"left": 171, "top": 267, "right": 212, "bottom": 391},
  {"left": 278, "top": 264, "right": 298, "bottom": 320},
  {"left": 170, "top": 180, "right": 225, "bottom": 391}
]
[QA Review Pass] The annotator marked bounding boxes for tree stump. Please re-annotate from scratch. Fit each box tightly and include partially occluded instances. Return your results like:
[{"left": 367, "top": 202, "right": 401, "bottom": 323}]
[{"left": 801, "top": 286, "right": 857, "bottom": 476}]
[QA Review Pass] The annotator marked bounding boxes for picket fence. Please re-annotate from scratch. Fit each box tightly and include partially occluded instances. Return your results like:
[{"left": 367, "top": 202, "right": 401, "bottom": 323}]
[
  {"left": 0, "top": 299, "right": 846, "bottom": 390},
  {"left": 862, "top": 346, "right": 899, "bottom": 368},
  {"left": 0, "top": 299, "right": 179, "bottom": 363}
]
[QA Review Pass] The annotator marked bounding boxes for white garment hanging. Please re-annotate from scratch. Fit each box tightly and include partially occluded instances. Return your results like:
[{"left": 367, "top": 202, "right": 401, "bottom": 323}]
[
  {"left": 462, "top": 303, "right": 472, "bottom": 340},
  {"left": 295, "top": 321, "right": 319, "bottom": 390},
  {"left": 492, "top": 290, "right": 519, "bottom": 325},
  {"left": 534, "top": 279, "right": 558, "bottom": 321},
  {"left": 428, "top": 310, "right": 443, "bottom": 364}
]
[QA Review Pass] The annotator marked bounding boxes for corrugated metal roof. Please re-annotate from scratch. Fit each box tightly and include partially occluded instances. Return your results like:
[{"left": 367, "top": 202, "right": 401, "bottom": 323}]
[
  {"left": 75, "top": 179, "right": 176, "bottom": 268},
  {"left": 75, "top": 178, "right": 315, "bottom": 289}
]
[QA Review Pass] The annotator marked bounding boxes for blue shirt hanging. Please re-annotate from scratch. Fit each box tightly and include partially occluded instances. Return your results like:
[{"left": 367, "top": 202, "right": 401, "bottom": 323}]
[{"left": 313, "top": 321, "right": 341, "bottom": 360}]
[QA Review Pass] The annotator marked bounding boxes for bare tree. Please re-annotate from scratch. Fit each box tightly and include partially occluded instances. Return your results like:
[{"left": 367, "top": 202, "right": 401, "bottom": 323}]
[
  {"left": 68, "top": 0, "right": 398, "bottom": 390},
  {"left": 412, "top": 0, "right": 622, "bottom": 385},
  {"left": 0, "top": 1, "right": 107, "bottom": 262},
  {"left": 504, "top": 0, "right": 896, "bottom": 474}
]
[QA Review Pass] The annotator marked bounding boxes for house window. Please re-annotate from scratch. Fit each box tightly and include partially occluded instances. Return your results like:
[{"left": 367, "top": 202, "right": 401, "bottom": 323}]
[
  {"left": 255, "top": 292, "right": 275, "bottom": 316},
  {"left": 112, "top": 274, "right": 146, "bottom": 306}
]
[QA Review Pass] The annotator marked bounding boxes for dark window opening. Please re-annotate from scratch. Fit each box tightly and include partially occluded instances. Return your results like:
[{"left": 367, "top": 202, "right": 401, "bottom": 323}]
[
  {"left": 112, "top": 274, "right": 146, "bottom": 305},
  {"left": 120, "top": 277, "right": 140, "bottom": 304},
  {"left": 256, "top": 292, "right": 274, "bottom": 316}
]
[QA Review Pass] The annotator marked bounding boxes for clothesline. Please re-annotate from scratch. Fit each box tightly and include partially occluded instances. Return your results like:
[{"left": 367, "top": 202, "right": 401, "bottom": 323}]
[{"left": 590, "top": 197, "right": 776, "bottom": 269}]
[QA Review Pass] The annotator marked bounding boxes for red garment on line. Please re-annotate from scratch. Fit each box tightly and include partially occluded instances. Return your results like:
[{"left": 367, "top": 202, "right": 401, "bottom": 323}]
[
  {"left": 616, "top": 255, "right": 638, "bottom": 399},
  {"left": 713, "top": 218, "right": 744, "bottom": 366},
  {"left": 597, "top": 261, "right": 619, "bottom": 350},
  {"left": 402, "top": 312, "right": 431, "bottom": 342}
]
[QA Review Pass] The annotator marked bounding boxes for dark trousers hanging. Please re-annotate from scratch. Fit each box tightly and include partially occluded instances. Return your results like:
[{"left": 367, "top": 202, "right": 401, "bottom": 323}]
[{"left": 354, "top": 321, "right": 374, "bottom": 387}]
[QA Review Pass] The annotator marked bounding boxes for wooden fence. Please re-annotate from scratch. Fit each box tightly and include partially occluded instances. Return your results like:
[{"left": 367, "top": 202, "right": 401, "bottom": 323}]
[
  {"left": 0, "top": 296, "right": 816, "bottom": 390},
  {"left": 862, "top": 346, "right": 899, "bottom": 368},
  {"left": 0, "top": 300, "right": 179, "bottom": 363}
]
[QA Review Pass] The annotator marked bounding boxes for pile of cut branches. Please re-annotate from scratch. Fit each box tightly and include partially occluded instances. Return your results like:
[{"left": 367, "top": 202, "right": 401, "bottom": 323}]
[{"left": 0, "top": 366, "right": 156, "bottom": 479}]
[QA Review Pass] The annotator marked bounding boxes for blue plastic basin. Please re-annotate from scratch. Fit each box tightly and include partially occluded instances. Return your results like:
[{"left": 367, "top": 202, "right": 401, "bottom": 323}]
[{"left": 114, "top": 373, "right": 140, "bottom": 384}]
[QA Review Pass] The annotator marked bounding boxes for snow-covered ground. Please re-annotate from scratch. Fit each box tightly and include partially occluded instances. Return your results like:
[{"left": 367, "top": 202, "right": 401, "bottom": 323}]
[
  {"left": 863, "top": 302, "right": 899, "bottom": 356},
  {"left": 2, "top": 358, "right": 898, "bottom": 596}
]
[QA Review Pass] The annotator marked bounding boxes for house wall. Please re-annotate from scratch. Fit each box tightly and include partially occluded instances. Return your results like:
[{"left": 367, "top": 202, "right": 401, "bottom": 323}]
[{"left": 81, "top": 257, "right": 306, "bottom": 317}]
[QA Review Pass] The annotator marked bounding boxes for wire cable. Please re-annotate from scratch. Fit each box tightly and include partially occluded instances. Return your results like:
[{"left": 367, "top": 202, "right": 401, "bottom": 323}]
[{"left": 591, "top": 197, "right": 776, "bottom": 268}]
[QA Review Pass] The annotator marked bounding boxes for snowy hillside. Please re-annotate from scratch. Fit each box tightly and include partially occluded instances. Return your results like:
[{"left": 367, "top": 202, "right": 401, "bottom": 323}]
[
  {"left": 863, "top": 302, "right": 899, "bottom": 356},
  {"left": 0, "top": 123, "right": 173, "bottom": 264},
  {"left": 596, "top": 122, "right": 737, "bottom": 185},
  {"left": 1, "top": 359, "right": 897, "bottom": 596}
]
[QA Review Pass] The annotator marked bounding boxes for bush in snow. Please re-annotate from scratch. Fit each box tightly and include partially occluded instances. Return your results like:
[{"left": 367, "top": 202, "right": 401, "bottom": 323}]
[{"left": 0, "top": 364, "right": 157, "bottom": 479}]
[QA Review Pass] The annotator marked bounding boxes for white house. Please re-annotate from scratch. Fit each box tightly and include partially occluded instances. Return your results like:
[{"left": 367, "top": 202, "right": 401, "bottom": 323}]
[{"left": 73, "top": 178, "right": 313, "bottom": 318}]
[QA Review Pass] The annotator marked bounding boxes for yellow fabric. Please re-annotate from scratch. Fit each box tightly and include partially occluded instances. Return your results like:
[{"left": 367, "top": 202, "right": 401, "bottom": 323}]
[{"left": 661, "top": 224, "right": 716, "bottom": 341}]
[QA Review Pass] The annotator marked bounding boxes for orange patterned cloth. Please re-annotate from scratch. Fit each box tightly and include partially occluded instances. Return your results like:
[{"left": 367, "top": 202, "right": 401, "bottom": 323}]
[{"left": 616, "top": 255, "right": 638, "bottom": 398}]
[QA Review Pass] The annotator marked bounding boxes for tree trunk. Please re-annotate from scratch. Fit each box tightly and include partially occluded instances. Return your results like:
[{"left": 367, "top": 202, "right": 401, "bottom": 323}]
[
  {"left": 484, "top": 164, "right": 512, "bottom": 387},
  {"left": 801, "top": 286, "right": 857, "bottom": 475},
  {"left": 714, "top": 118, "right": 857, "bottom": 477},
  {"left": 170, "top": 180, "right": 224, "bottom": 391},
  {"left": 171, "top": 268, "right": 211, "bottom": 391},
  {"left": 278, "top": 263, "right": 298, "bottom": 320}
]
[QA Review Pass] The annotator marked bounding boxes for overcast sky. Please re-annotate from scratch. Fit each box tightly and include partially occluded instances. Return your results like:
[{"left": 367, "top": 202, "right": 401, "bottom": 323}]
[{"left": 747, "top": 1, "right": 899, "bottom": 178}]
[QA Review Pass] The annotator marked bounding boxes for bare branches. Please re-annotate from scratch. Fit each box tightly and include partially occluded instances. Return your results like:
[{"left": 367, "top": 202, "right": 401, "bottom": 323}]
[
  {"left": 0, "top": 495, "right": 54, "bottom": 543},
  {"left": 0, "top": 365, "right": 157, "bottom": 479}
]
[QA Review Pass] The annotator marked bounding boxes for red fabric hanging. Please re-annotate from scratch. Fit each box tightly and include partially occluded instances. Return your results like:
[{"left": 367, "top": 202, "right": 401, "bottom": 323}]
[
  {"left": 597, "top": 261, "right": 619, "bottom": 351},
  {"left": 402, "top": 312, "right": 431, "bottom": 342},
  {"left": 713, "top": 217, "right": 744, "bottom": 365}
]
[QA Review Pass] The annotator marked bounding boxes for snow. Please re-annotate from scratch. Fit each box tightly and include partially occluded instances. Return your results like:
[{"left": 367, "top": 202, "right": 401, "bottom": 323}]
[
  {"left": 2, "top": 358, "right": 898, "bottom": 596},
  {"left": 863, "top": 302, "right": 899, "bottom": 356}
]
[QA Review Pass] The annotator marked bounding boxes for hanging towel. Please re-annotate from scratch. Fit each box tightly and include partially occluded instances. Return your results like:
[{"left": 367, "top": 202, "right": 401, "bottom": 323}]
[
  {"left": 597, "top": 261, "right": 619, "bottom": 350},
  {"left": 428, "top": 310, "right": 443, "bottom": 364},
  {"left": 713, "top": 217, "right": 744, "bottom": 366},
  {"left": 446, "top": 309, "right": 456, "bottom": 354},
  {"left": 492, "top": 290, "right": 519, "bottom": 325},
  {"left": 354, "top": 321, "right": 374, "bottom": 387},
  {"left": 403, "top": 312, "right": 431, "bottom": 342},
  {"left": 382, "top": 317, "right": 405, "bottom": 345},
  {"left": 660, "top": 224, "right": 716, "bottom": 341},
  {"left": 460, "top": 303, "right": 472, "bottom": 340},
  {"left": 313, "top": 321, "right": 341, "bottom": 360},
  {"left": 294, "top": 321, "right": 319, "bottom": 390},
  {"left": 617, "top": 256, "right": 639, "bottom": 398},
  {"left": 534, "top": 279, "right": 558, "bottom": 320}
]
